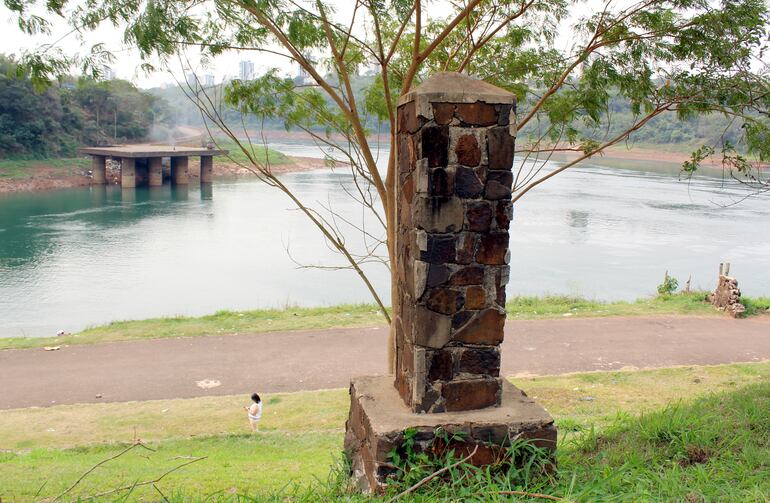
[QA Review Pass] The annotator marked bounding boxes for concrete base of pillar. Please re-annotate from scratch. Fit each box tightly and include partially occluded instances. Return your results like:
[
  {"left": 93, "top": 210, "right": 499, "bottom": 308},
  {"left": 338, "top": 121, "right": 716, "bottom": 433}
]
[
  {"left": 171, "top": 157, "right": 189, "bottom": 185},
  {"left": 344, "top": 375, "right": 556, "bottom": 494},
  {"left": 91, "top": 156, "right": 106, "bottom": 184},
  {"left": 200, "top": 156, "right": 213, "bottom": 184},
  {"left": 120, "top": 158, "right": 136, "bottom": 188},
  {"left": 149, "top": 157, "right": 163, "bottom": 186}
]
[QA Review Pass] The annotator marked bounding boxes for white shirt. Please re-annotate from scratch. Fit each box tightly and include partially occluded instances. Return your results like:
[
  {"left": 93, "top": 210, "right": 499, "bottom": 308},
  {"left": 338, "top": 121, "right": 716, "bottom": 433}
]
[{"left": 248, "top": 402, "right": 262, "bottom": 420}]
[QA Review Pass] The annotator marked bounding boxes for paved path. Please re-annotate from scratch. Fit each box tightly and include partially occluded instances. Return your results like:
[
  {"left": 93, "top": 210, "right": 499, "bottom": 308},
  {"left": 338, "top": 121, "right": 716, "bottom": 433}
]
[{"left": 1, "top": 316, "right": 769, "bottom": 410}]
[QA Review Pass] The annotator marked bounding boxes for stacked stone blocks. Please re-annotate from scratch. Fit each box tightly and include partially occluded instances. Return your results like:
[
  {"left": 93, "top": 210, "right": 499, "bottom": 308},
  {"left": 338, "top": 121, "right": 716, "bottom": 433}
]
[
  {"left": 345, "top": 73, "right": 555, "bottom": 494},
  {"left": 394, "top": 86, "right": 516, "bottom": 414}
]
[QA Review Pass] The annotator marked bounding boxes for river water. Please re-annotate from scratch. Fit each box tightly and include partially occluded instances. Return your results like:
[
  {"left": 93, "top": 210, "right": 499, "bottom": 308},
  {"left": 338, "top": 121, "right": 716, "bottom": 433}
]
[{"left": 1, "top": 141, "right": 769, "bottom": 337}]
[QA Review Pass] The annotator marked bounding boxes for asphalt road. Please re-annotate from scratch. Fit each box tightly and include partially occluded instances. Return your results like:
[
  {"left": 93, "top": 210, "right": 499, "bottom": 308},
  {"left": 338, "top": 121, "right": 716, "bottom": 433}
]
[{"left": 1, "top": 315, "right": 769, "bottom": 409}]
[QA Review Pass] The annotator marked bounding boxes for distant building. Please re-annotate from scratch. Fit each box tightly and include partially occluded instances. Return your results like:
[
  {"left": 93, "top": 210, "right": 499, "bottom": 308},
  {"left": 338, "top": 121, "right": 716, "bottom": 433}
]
[
  {"left": 239, "top": 60, "right": 254, "bottom": 81},
  {"left": 204, "top": 74, "right": 215, "bottom": 87},
  {"left": 103, "top": 67, "right": 116, "bottom": 80},
  {"left": 186, "top": 72, "right": 197, "bottom": 87},
  {"left": 294, "top": 53, "right": 315, "bottom": 85}
]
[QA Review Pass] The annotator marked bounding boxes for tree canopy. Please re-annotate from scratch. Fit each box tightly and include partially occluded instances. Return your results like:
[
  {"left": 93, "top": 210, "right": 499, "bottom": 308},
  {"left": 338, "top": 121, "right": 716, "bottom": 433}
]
[{"left": 0, "top": 55, "right": 168, "bottom": 157}]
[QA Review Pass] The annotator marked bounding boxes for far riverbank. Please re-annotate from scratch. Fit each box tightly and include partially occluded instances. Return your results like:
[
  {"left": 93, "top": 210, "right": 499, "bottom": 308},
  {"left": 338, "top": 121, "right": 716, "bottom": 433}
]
[{"left": 0, "top": 154, "right": 329, "bottom": 194}]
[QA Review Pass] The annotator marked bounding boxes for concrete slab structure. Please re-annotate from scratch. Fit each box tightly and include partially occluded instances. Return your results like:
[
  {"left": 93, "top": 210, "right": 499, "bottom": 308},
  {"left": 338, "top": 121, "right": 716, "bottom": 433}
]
[
  {"left": 148, "top": 157, "right": 163, "bottom": 186},
  {"left": 120, "top": 158, "right": 136, "bottom": 188},
  {"left": 344, "top": 72, "right": 555, "bottom": 493},
  {"left": 79, "top": 144, "right": 226, "bottom": 188},
  {"left": 91, "top": 155, "right": 106, "bottom": 184},
  {"left": 170, "top": 156, "right": 189, "bottom": 185}
]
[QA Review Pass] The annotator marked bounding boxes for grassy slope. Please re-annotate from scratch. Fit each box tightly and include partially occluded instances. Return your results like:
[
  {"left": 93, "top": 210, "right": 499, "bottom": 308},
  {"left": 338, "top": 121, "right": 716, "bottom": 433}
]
[
  {"left": 213, "top": 139, "right": 291, "bottom": 166},
  {"left": 0, "top": 362, "right": 767, "bottom": 500},
  {"left": 0, "top": 157, "right": 90, "bottom": 178},
  {"left": 3, "top": 292, "right": 769, "bottom": 351}
]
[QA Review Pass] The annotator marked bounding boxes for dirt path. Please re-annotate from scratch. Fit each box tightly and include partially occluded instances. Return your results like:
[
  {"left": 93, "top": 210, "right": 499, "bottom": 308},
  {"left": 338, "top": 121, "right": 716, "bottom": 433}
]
[{"left": 1, "top": 316, "right": 769, "bottom": 410}]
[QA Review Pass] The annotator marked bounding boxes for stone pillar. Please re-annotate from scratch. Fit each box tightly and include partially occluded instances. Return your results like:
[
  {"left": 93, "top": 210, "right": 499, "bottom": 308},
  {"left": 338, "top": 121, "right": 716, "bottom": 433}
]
[
  {"left": 91, "top": 156, "right": 106, "bottom": 184},
  {"left": 171, "top": 156, "right": 189, "bottom": 185},
  {"left": 200, "top": 156, "right": 214, "bottom": 184},
  {"left": 394, "top": 73, "right": 515, "bottom": 413},
  {"left": 148, "top": 157, "right": 163, "bottom": 186},
  {"left": 120, "top": 158, "right": 136, "bottom": 188},
  {"left": 344, "top": 73, "right": 555, "bottom": 494}
]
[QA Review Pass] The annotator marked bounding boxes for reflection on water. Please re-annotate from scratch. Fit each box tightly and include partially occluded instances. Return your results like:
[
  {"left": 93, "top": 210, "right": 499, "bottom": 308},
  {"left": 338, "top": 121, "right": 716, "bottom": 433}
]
[{"left": 1, "top": 143, "right": 769, "bottom": 337}]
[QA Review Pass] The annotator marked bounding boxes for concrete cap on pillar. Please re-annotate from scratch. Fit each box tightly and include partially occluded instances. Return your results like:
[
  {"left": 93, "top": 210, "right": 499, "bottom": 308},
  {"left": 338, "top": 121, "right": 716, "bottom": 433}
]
[
  {"left": 397, "top": 72, "right": 515, "bottom": 107},
  {"left": 397, "top": 72, "right": 516, "bottom": 135}
]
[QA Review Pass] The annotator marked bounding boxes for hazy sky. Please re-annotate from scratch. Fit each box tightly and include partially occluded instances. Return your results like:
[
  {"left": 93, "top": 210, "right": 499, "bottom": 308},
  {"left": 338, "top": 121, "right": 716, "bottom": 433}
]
[{"left": 1, "top": 1, "right": 462, "bottom": 89}]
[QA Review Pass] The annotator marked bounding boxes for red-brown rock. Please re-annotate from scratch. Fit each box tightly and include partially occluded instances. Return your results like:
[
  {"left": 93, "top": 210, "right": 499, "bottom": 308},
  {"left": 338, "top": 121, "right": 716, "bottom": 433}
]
[
  {"left": 401, "top": 173, "right": 414, "bottom": 204},
  {"left": 466, "top": 201, "right": 492, "bottom": 231},
  {"left": 398, "top": 101, "right": 423, "bottom": 134},
  {"left": 465, "top": 286, "right": 487, "bottom": 309},
  {"left": 426, "top": 287, "right": 463, "bottom": 315},
  {"left": 456, "top": 101, "right": 498, "bottom": 126},
  {"left": 455, "top": 134, "right": 481, "bottom": 166},
  {"left": 432, "top": 103, "right": 455, "bottom": 125},
  {"left": 442, "top": 378, "right": 500, "bottom": 411},
  {"left": 495, "top": 200, "right": 512, "bottom": 230},
  {"left": 476, "top": 232, "right": 509, "bottom": 265},
  {"left": 455, "top": 233, "right": 477, "bottom": 264},
  {"left": 449, "top": 266, "right": 485, "bottom": 286},
  {"left": 453, "top": 308, "right": 506, "bottom": 345}
]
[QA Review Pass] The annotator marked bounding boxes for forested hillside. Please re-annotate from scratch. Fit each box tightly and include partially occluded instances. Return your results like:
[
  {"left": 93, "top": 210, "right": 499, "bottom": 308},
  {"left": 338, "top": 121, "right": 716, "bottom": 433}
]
[{"left": 0, "top": 55, "right": 168, "bottom": 159}]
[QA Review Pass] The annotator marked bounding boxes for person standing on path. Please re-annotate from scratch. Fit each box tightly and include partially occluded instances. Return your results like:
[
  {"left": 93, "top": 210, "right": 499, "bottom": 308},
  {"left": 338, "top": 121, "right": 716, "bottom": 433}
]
[{"left": 245, "top": 393, "right": 262, "bottom": 432}]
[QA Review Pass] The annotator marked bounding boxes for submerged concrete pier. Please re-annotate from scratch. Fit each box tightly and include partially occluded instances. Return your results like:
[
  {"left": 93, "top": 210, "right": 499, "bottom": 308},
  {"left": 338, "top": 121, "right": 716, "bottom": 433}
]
[{"left": 79, "top": 145, "right": 226, "bottom": 188}]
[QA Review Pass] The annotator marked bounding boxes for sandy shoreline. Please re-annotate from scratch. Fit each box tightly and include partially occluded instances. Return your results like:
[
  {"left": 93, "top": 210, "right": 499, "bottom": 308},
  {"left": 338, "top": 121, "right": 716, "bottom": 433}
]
[{"left": 0, "top": 155, "right": 331, "bottom": 194}]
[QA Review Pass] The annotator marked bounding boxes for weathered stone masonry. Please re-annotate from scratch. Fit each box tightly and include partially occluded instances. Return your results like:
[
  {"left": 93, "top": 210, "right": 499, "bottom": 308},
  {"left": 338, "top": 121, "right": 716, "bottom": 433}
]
[
  {"left": 394, "top": 75, "right": 516, "bottom": 414},
  {"left": 344, "top": 73, "right": 555, "bottom": 494}
]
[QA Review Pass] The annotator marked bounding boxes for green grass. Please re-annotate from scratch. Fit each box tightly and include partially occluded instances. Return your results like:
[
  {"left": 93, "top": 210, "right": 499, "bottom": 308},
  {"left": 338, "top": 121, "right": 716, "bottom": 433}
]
[
  {"left": 744, "top": 295, "right": 770, "bottom": 316},
  {"left": 0, "top": 157, "right": 90, "bottom": 178},
  {"left": 506, "top": 291, "right": 722, "bottom": 319},
  {"left": 3, "top": 292, "right": 767, "bottom": 350},
  {"left": 213, "top": 138, "right": 291, "bottom": 166},
  {"left": 0, "top": 303, "right": 387, "bottom": 350},
  {"left": 0, "top": 362, "right": 767, "bottom": 501}
]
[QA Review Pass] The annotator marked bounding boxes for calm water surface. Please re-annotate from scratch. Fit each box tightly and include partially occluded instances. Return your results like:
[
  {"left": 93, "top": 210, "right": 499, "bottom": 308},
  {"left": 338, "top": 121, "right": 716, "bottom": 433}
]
[{"left": 1, "top": 142, "right": 769, "bottom": 337}]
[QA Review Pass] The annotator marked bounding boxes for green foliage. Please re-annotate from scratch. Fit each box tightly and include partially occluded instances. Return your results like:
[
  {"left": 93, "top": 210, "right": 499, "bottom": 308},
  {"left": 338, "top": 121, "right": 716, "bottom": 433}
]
[
  {"left": 0, "top": 54, "right": 167, "bottom": 159},
  {"left": 657, "top": 272, "right": 680, "bottom": 296},
  {"left": 742, "top": 295, "right": 770, "bottom": 316},
  {"left": 384, "top": 427, "right": 554, "bottom": 500}
]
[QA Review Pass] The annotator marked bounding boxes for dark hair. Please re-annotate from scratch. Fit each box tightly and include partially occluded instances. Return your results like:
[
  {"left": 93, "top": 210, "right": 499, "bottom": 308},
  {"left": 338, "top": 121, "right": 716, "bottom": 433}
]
[{"left": 251, "top": 393, "right": 261, "bottom": 403}]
